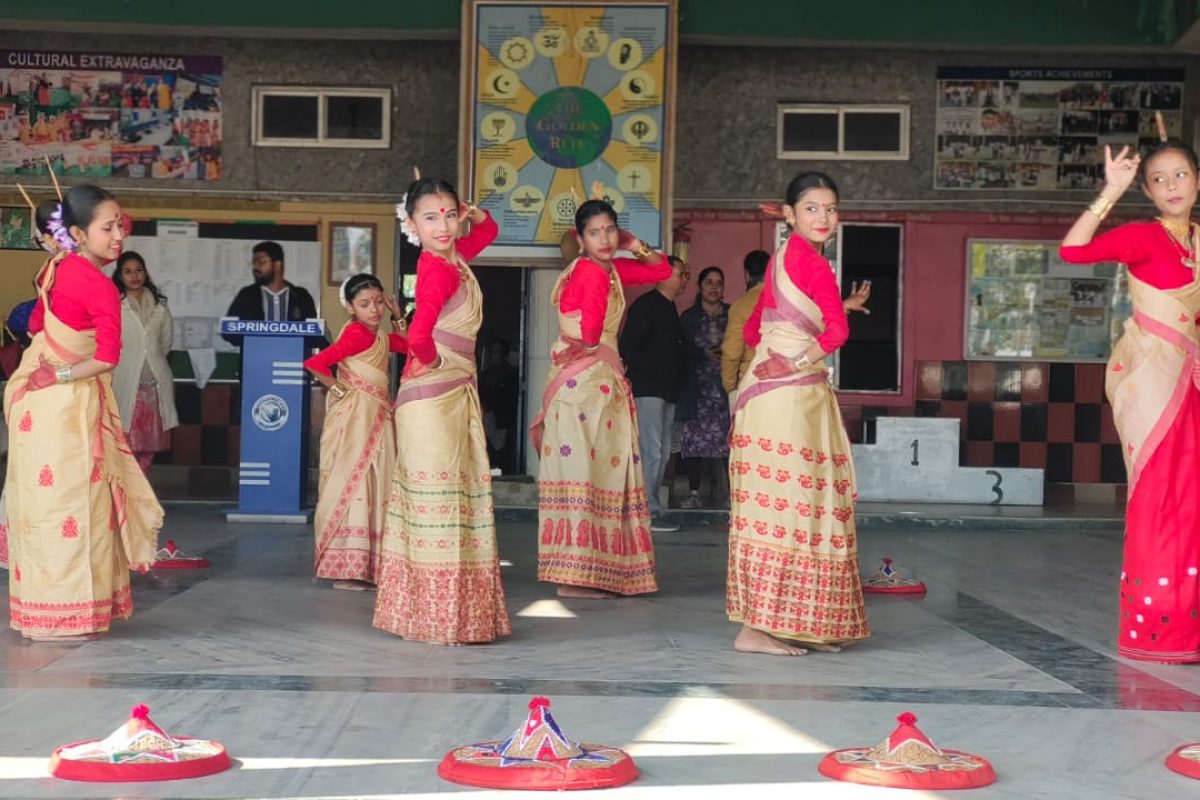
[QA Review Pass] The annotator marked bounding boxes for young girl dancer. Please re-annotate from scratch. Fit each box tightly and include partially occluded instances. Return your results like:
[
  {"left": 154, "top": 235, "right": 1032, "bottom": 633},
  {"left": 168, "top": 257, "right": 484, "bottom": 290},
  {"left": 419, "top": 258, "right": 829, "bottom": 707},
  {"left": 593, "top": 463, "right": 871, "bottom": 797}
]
[
  {"left": 373, "top": 177, "right": 511, "bottom": 644},
  {"left": 1060, "top": 132, "right": 1200, "bottom": 663},
  {"left": 727, "top": 172, "right": 869, "bottom": 656},
  {"left": 304, "top": 274, "right": 407, "bottom": 590},
  {"left": 532, "top": 198, "right": 671, "bottom": 598},
  {"left": 5, "top": 184, "right": 162, "bottom": 640}
]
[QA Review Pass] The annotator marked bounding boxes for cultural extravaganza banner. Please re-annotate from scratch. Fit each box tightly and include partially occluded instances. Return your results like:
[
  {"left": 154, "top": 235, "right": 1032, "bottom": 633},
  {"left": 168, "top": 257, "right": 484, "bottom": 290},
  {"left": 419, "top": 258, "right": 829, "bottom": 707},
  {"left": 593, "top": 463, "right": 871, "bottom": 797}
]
[
  {"left": 935, "top": 67, "right": 1184, "bottom": 191},
  {"left": 460, "top": 0, "right": 677, "bottom": 258},
  {"left": 0, "top": 49, "right": 222, "bottom": 181}
]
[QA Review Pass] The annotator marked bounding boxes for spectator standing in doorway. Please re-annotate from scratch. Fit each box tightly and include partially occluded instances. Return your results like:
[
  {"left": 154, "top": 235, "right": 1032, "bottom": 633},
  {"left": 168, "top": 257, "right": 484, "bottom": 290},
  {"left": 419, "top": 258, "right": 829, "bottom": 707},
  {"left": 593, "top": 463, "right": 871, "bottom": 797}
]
[{"left": 618, "top": 256, "right": 689, "bottom": 531}]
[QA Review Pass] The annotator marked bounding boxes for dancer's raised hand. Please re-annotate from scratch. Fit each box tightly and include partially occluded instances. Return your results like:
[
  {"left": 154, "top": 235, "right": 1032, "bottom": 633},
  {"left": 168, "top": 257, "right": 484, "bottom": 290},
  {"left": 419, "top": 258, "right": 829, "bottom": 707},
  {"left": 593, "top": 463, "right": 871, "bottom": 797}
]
[{"left": 1103, "top": 145, "right": 1140, "bottom": 195}]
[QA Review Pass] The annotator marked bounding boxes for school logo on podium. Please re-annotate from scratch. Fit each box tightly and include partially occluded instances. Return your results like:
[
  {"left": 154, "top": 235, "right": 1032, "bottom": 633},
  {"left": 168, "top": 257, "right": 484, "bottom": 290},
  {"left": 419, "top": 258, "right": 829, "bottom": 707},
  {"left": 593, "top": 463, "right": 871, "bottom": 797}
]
[{"left": 251, "top": 394, "right": 289, "bottom": 432}]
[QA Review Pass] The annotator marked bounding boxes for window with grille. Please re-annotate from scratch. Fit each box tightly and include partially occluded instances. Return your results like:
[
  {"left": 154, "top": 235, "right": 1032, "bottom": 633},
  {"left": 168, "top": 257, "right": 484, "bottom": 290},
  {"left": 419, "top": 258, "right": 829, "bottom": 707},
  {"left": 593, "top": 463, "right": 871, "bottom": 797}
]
[
  {"left": 777, "top": 104, "right": 909, "bottom": 160},
  {"left": 252, "top": 86, "right": 390, "bottom": 148}
]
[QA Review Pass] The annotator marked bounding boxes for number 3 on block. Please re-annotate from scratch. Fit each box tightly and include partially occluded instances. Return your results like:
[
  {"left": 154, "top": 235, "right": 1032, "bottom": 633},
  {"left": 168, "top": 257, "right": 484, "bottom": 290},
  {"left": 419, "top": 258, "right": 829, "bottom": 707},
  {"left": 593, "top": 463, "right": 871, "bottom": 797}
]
[{"left": 985, "top": 470, "right": 1004, "bottom": 504}]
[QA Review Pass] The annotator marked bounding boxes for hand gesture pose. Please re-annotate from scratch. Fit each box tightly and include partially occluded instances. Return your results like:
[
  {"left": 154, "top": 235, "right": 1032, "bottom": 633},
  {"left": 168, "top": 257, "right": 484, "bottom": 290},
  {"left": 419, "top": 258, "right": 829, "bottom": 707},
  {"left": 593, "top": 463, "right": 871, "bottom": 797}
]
[
  {"left": 843, "top": 281, "right": 871, "bottom": 315},
  {"left": 753, "top": 348, "right": 800, "bottom": 380},
  {"left": 552, "top": 338, "right": 590, "bottom": 367},
  {"left": 617, "top": 228, "right": 643, "bottom": 254},
  {"left": 25, "top": 355, "right": 60, "bottom": 393},
  {"left": 457, "top": 202, "right": 486, "bottom": 232},
  {"left": 382, "top": 295, "right": 406, "bottom": 332},
  {"left": 1102, "top": 144, "right": 1140, "bottom": 196}
]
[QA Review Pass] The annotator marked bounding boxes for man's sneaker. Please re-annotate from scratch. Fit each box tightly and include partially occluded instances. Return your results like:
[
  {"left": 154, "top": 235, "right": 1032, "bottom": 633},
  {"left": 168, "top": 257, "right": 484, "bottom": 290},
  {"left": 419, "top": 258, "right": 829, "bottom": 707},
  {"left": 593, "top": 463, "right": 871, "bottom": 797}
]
[
  {"left": 680, "top": 492, "right": 703, "bottom": 509},
  {"left": 650, "top": 516, "right": 680, "bottom": 532}
]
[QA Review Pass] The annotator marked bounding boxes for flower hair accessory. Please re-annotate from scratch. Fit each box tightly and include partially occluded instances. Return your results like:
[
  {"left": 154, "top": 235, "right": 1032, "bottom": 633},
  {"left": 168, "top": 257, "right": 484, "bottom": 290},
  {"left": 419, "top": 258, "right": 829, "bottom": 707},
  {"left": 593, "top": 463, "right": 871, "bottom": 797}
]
[
  {"left": 338, "top": 275, "right": 354, "bottom": 307},
  {"left": 45, "top": 203, "right": 77, "bottom": 252},
  {"left": 395, "top": 196, "right": 421, "bottom": 247}
]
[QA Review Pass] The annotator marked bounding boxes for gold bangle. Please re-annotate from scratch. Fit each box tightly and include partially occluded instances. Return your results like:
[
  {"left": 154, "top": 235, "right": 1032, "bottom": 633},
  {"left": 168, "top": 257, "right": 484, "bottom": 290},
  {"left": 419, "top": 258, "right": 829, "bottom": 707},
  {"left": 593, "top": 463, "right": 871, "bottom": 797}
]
[
  {"left": 328, "top": 381, "right": 349, "bottom": 400},
  {"left": 792, "top": 353, "right": 811, "bottom": 371},
  {"left": 55, "top": 365, "right": 72, "bottom": 383},
  {"left": 633, "top": 243, "right": 653, "bottom": 260},
  {"left": 1088, "top": 196, "right": 1113, "bottom": 220}
]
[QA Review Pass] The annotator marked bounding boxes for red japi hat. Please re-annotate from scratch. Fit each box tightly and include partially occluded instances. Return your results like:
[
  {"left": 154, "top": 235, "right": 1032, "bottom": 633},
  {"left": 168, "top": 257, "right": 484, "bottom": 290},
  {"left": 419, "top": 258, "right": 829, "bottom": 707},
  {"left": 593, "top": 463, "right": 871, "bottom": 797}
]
[
  {"left": 1166, "top": 742, "right": 1200, "bottom": 780},
  {"left": 49, "top": 704, "right": 231, "bottom": 782},
  {"left": 862, "top": 558, "right": 927, "bottom": 595},
  {"left": 438, "top": 697, "right": 638, "bottom": 791},
  {"left": 152, "top": 540, "right": 210, "bottom": 570},
  {"left": 818, "top": 711, "right": 996, "bottom": 790}
]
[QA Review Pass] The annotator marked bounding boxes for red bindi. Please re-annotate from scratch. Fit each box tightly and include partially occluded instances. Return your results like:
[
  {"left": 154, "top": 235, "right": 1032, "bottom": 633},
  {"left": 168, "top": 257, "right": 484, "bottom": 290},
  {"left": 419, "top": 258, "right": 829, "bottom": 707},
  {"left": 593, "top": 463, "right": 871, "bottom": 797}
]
[{"left": 439, "top": 208, "right": 445, "bottom": 213}]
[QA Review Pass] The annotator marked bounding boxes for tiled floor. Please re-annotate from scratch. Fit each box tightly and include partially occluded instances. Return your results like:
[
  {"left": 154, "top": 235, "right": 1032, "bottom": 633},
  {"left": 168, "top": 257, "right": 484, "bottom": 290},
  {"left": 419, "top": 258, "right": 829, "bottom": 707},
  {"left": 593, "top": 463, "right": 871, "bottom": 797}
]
[{"left": 0, "top": 506, "right": 1195, "bottom": 799}]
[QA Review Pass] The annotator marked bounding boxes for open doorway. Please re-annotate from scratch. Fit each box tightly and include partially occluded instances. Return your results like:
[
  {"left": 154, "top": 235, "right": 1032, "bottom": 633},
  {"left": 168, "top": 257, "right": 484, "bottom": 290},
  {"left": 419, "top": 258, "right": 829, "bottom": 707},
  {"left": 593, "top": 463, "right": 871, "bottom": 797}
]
[{"left": 830, "top": 223, "right": 903, "bottom": 392}]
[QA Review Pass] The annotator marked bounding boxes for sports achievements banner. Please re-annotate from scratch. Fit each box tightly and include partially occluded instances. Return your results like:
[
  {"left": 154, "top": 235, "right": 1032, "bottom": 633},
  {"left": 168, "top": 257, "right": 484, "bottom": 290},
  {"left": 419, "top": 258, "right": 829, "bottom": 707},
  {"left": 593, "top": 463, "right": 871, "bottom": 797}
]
[
  {"left": 0, "top": 49, "right": 222, "bottom": 181},
  {"left": 936, "top": 67, "right": 1183, "bottom": 191},
  {"left": 460, "top": 0, "right": 677, "bottom": 258}
]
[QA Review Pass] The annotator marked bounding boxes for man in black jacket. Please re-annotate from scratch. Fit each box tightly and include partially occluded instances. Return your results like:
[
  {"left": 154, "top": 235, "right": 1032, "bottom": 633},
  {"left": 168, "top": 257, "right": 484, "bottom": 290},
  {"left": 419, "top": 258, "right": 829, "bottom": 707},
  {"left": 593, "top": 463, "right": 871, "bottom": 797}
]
[
  {"left": 619, "top": 256, "right": 689, "bottom": 531},
  {"left": 221, "top": 241, "right": 320, "bottom": 347}
]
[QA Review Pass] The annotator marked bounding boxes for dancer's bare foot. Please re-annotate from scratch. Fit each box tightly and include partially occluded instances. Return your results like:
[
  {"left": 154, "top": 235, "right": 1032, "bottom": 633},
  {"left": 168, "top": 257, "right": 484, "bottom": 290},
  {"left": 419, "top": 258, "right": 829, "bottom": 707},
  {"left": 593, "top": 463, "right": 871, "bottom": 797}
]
[
  {"left": 28, "top": 633, "right": 99, "bottom": 643},
  {"left": 805, "top": 642, "right": 843, "bottom": 653},
  {"left": 734, "top": 626, "right": 807, "bottom": 656},
  {"left": 332, "top": 580, "right": 374, "bottom": 591},
  {"left": 556, "top": 585, "right": 617, "bottom": 599}
]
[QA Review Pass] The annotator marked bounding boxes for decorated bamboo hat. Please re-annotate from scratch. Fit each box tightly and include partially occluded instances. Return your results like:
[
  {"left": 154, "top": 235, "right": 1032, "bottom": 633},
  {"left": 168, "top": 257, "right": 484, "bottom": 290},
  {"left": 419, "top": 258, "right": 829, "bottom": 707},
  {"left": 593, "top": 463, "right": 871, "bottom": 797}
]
[
  {"left": 819, "top": 711, "right": 996, "bottom": 790},
  {"left": 152, "top": 539, "right": 210, "bottom": 570},
  {"left": 1166, "top": 742, "right": 1200, "bottom": 780},
  {"left": 438, "top": 697, "right": 638, "bottom": 790},
  {"left": 862, "top": 558, "right": 927, "bottom": 595},
  {"left": 50, "top": 704, "right": 230, "bottom": 782}
]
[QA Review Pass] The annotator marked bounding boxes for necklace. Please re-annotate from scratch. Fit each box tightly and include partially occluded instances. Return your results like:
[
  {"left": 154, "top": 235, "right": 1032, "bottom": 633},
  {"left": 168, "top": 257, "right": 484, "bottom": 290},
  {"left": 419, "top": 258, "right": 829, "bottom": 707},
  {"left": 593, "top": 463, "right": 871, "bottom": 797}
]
[
  {"left": 1159, "top": 217, "right": 1197, "bottom": 270},
  {"left": 1159, "top": 216, "right": 1193, "bottom": 241}
]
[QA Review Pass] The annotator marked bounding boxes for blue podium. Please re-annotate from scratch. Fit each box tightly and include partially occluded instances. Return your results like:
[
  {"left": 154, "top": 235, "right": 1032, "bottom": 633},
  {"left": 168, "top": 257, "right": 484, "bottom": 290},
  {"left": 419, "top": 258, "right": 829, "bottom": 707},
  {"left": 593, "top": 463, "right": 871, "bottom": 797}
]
[{"left": 219, "top": 317, "right": 324, "bottom": 523}]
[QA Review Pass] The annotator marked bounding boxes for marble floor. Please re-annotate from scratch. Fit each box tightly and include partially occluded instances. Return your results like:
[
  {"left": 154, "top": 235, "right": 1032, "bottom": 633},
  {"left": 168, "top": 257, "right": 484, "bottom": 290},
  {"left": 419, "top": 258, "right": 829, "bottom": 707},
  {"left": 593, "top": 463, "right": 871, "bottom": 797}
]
[{"left": 0, "top": 506, "right": 1196, "bottom": 799}]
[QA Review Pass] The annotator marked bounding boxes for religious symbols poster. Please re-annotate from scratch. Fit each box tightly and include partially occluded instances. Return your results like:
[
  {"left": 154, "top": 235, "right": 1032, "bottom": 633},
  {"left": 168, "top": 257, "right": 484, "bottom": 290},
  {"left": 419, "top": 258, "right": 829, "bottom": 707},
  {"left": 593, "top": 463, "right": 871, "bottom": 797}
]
[
  {"left": 0, "top": 49, "right": 222, "bottom": 181},
  {"left": 460, "top": 0, "right": 677, "bottom": 258},
  {"left": 935, "top": 67, "right": 1183, "bottom": 191}
]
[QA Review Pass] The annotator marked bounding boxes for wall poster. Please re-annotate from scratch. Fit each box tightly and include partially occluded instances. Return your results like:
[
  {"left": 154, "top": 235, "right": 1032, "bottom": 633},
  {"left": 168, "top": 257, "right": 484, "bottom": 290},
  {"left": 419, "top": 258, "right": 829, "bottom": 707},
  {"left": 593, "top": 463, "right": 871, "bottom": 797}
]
[
  {"left": 965, "top": 239, "right": 1132, "bottom": 363},
  {"left": 0, "top": 49, "right": 222, "bottom": 181},
  {"left": 936, "top": 67, "right": 1183, "bottom": 191},
  {"left": 460, "top": 0, "right": 677, "bottom": 259}
]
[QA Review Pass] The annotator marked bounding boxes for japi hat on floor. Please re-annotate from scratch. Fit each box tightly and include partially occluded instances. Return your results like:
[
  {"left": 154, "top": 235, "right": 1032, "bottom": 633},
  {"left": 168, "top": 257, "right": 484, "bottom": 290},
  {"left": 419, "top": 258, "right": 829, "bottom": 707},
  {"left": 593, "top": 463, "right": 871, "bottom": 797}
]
[
  {"left": 1166, "top": 742, "right": 1200, "bottom": 780},
  {"left": 819, "top": 711, "right": 996, "bottom": 790},
  {"left": 862, "top": 558, "right": 927, "bottom": 595},
  {"left": 438, "top": 697, "right": 638, "bottom": 790},
  {"left": 152, "top": 540, "right": 210, "bottom": 569},
  {"left": 50, "top": 704, "right": 230, "bottom": 782}
]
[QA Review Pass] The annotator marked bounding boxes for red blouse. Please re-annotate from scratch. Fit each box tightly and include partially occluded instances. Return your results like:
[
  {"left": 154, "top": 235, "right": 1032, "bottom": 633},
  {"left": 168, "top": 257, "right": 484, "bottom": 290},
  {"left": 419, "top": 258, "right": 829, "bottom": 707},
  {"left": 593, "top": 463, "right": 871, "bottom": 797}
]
[
  {"left": 559, "top": 257, "right": 672, "bottom": 345},
  {"left": 407, "top": 211, "right": 498, "bottom": 365},
  {"left": 302, "top": 320, "right": 407, "bottom": 377},
  {"left": 29, "top": 252, "right": 122, "bottom": 363},
  {"left": 744, "top": 235, "right": 848, "bottom": 353},
  {"left": 1059, "top": 221, "right": 1195, "bottom": 290}
]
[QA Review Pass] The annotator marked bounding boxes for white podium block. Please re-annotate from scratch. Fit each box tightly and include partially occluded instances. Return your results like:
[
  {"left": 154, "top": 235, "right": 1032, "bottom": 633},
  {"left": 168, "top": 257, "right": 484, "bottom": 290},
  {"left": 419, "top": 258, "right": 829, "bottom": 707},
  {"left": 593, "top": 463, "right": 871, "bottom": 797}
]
[
  {"left": 870, "top": 417, "right": 960, "bottom": 470},
  {"left": 852, "top": 417, "right": 1044, "bottom": 506}
]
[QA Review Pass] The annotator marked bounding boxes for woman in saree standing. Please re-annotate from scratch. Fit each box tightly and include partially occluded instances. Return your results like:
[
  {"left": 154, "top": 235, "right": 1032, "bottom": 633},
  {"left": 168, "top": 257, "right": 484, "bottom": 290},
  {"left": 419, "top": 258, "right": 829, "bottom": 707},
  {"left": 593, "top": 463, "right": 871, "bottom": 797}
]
[
  {"left": 727, "top": 172, "right": 869, "bottom": 656},
  {"left": 304, "top": 274, "right": 407, "bottom": 590},
  {"left": 533, "top": 199, "right": 671, "bottom": 598},
  {"left": 4, "top": 184, "right": 161, "bottom": 641},
  {"left": 1059, "top": 137, "right": 1200, "bottom": 663},
  {"left": 373, "top": 177, "right": 510, "bottom": 644}
]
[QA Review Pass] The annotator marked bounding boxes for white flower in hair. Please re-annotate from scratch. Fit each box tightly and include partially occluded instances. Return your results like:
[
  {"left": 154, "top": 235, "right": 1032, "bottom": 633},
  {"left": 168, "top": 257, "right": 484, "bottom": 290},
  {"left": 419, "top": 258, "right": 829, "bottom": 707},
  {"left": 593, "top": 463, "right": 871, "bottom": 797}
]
[{"left": 395, "top": 195, "right": 421, "bottom": 247}]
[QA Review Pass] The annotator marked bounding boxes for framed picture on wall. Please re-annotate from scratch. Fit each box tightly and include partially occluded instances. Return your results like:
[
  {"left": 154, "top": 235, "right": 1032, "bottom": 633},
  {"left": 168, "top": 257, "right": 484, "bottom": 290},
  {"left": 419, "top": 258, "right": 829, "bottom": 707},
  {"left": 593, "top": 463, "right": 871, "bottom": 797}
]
[
  {"left": 327, "top": 221, "right": 376, "bottom": 285},
  {"left": 1, "top": 207, "right": 38, "bottom": 250}
]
